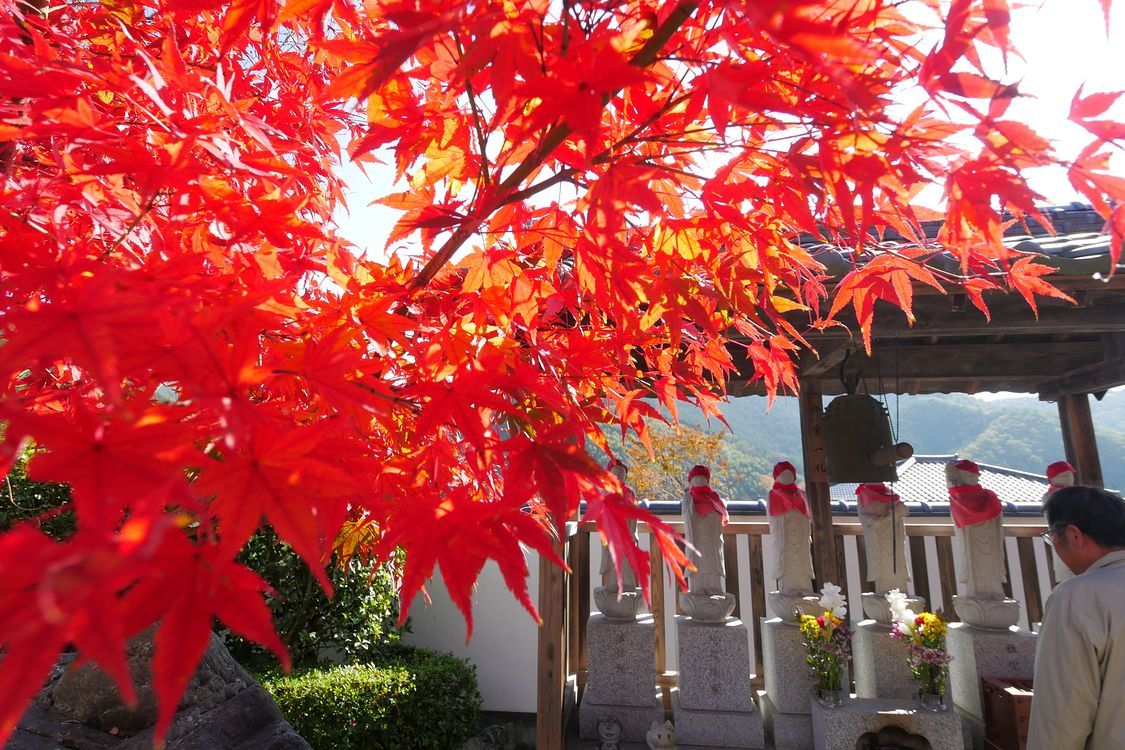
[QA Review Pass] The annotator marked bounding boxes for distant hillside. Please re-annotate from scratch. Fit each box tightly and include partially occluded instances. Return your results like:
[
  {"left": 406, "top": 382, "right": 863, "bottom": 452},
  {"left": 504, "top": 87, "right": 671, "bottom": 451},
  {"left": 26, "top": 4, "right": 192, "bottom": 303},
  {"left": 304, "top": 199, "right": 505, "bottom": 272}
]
[{"left": 656, "top": 389, "right": 1125, "bottom": 499}]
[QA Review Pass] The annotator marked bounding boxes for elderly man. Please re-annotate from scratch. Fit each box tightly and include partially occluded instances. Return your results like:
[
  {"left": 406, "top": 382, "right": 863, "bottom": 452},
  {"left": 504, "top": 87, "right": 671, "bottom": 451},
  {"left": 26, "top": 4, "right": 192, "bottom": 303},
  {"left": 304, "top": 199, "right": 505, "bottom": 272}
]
[{"left": 1029, "top": 485, "right": 1125, "bottom": 749}]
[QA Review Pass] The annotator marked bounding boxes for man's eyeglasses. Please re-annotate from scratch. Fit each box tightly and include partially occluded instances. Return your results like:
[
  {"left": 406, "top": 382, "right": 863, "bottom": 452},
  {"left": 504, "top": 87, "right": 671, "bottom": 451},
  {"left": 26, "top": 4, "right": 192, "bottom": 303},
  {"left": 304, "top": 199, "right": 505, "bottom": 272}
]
[{"left": 1041, "top": 524, "right": 1070, "bottom": 547}]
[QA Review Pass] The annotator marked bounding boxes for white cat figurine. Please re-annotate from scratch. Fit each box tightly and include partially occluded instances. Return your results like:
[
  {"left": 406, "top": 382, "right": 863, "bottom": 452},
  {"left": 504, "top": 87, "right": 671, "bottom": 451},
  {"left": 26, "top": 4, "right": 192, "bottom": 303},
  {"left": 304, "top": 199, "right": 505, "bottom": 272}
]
[{"left": 645, "top": 720, "right": 677, "bottom": 750}]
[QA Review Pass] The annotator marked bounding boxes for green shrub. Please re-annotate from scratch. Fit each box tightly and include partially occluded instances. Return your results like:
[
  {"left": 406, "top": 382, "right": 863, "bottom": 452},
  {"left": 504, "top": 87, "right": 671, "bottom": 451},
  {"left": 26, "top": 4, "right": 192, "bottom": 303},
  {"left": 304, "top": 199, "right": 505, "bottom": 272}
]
[
  {"left": 260, "top": 644, "right": 482, "bottom": 750},
  {"left": 1, "top": 444, "right": 75, "bottom": 540},
  {"left": 223, "top": 529, "right": 403, "bottom": 671}
]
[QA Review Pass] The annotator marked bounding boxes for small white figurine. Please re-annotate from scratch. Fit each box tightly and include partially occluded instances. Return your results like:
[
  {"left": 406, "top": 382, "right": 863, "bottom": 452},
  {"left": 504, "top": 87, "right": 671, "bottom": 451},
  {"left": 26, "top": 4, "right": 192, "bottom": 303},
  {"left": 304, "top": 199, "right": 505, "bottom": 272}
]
[
  {"left": 645, "top": 719, "right": 677, "bottom": 749},
  {"left": 595, "top": 715, "right": 622, "bottom": 750}
]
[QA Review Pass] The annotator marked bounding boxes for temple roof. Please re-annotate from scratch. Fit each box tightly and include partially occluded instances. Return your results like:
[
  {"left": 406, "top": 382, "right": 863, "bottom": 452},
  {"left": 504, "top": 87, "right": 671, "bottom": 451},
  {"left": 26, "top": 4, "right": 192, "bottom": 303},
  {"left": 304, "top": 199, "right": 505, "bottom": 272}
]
[
  {"left": 729, "top": 204, "right": 1124, "bottom": 400},
  {"left": 828, "top": 454, "right": 1049, "bottom": 506}
]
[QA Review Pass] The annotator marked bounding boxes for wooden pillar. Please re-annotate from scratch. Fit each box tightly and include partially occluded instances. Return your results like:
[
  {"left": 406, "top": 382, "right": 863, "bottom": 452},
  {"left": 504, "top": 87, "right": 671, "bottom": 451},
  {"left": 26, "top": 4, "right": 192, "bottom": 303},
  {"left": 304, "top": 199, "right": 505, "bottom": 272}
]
[
  {"left": 1058, "top": 393, "right": 1104, "bottom": 488},
  {"left": 800, "top": 382, "right": 840, "bottom": 587},
  {"left": 536, "top": 545, "right": 566, "bottom": 750}
]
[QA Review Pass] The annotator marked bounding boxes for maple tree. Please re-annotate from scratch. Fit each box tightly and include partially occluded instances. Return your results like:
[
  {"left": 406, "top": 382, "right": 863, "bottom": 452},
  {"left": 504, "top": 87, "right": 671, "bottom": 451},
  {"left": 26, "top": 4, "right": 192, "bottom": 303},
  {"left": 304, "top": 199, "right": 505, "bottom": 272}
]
[
  {"left": 1, "top": 0, "right": 1124, "bottom": 744},
  {"left": 619, "top": 422, "right": 731, "bottom": 503}
]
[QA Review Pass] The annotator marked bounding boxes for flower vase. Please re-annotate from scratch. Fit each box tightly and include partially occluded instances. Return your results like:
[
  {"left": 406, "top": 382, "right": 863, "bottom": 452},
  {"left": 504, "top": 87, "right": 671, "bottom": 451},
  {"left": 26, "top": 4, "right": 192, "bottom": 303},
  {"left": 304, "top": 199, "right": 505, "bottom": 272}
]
[
  {"left": 918, "top": 691, "right": 948, "bottom": 712},
  {"left": 816, "top": 688, "right": 845, "bottom": 708}
]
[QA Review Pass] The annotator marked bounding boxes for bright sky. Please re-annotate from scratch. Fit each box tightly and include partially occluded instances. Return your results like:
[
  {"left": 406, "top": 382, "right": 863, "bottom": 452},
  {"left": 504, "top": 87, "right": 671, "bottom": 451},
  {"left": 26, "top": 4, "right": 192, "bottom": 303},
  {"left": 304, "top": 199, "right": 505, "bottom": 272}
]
[{"left": 332, "top": 0, "right": 1125, "bottom": 254}]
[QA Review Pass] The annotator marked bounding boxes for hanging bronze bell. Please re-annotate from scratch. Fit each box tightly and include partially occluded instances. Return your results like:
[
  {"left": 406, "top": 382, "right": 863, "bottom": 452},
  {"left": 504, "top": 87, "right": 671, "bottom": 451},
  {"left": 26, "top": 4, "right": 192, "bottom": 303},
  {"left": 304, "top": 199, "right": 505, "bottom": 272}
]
[{"left": 823, "top": 394, "right": 913, "bottom": 483}]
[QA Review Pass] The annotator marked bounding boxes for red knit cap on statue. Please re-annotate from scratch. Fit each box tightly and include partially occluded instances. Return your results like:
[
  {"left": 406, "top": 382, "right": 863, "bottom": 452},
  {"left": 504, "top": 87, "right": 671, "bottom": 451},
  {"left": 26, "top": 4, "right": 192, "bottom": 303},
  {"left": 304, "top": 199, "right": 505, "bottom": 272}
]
[
  {"left": 773, "top": 461, "right": 797, "bottom": 479},
  {"left": 688, "top": 464, "right": 710, "bottom": 481},
  {"left": 1046, "top": 461, "right": 1076, "bottom": 480},
  {"left": 954, "top": 459, "right": 980, "bottom": 475}
]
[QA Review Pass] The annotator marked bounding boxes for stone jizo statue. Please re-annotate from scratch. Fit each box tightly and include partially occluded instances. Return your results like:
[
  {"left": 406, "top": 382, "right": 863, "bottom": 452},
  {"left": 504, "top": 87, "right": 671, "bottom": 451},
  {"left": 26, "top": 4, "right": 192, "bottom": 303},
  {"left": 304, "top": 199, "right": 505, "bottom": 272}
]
[
  {"left": 678, "top": 464, "right": 735, "bottom": 622},
  {"left": 856, "top": 482, "right": 923, "bottom": 624},
  {"left": 683, "top": 464, "right": 727, "bottom": 595},
  {"left": 600, "top": 460, "right": 639, "bottom": 592},
  {"left": 946, "top": 459, "right": 1019, "bottom": 628},
  {"left": 765, "top": 461, "right": 821, "bottom": 622},
  {"left": 768, "top": 461, "right": 814, "bottom": 596},
  {"left": 592, "top": 459, "right": 642, "bottom": 620},
  {"left": 856, "top": 482, "right": 909, "bottom": 594},
  {"left": 1042, "top": 460, "right": 1077, "bottom": 582}
]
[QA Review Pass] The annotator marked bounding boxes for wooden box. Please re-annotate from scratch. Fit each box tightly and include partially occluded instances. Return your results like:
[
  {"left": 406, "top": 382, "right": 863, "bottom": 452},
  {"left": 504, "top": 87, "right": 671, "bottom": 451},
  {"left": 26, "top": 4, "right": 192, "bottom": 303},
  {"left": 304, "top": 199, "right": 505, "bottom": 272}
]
[{"left": 982, "top": 676, "right": 1033, "bottom": 750}]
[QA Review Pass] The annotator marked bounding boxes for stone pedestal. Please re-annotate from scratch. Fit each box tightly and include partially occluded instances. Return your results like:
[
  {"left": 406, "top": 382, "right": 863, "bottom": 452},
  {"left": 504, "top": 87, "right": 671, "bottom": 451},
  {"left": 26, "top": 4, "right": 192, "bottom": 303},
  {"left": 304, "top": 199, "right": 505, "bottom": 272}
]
[
  {"left": 946, "top": 623, "right": 1036, "bottom": 721},
  {"left": 760, "top": 617, "right": 816, "bottom": 749},
  {"left": 811, "top": 698, "right": 966, "bottom": 750},
  {"left": 853, "top": 620, "right": 926, "bottom": 700},
  {"left": 759, "top": 691, "right": 813, "bottom": 750},
  {"left": 762, "top": 618, "right": 817, "bottom": 714},
  {"left": 673, "top": 617, "right": 764, "bottom": 748},
  {"left": 578, "top": 614, "right": 663, "bottom": 742}
]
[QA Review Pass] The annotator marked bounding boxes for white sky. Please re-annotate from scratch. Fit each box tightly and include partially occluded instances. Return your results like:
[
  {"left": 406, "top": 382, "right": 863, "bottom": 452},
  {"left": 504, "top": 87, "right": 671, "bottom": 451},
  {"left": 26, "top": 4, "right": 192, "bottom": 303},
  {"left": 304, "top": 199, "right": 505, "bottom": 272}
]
[{"left": 332, "top": 0, "right": 1125, "bottom": 254}]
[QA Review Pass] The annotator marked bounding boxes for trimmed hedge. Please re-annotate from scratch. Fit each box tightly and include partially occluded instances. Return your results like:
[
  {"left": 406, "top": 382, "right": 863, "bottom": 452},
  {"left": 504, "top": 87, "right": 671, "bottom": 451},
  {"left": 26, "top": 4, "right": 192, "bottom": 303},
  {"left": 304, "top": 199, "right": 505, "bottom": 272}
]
[{"left": 260, "top": 644, "right": 481, "bottom": 750}]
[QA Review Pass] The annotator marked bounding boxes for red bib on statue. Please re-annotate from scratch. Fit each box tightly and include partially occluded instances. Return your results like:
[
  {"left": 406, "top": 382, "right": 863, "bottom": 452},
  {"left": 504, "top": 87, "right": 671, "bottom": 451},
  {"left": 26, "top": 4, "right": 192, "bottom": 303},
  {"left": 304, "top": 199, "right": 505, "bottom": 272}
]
[
  {"left": 769, "top": 484, "right": 810, "bottom": 517},
  {"left": 690, "top": 486, "right": 728, "bottom": 524},
  {"left": 947, "top": 485, "right": 1002, "bottom": 527}
]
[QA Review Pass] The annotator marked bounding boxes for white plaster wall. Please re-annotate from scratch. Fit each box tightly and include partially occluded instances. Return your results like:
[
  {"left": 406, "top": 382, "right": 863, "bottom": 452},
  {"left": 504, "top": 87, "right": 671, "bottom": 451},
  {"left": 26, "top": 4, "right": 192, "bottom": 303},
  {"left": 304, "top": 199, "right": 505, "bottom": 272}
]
[{"left": 401, "top": 556, "right": 540, "bottom": 713}]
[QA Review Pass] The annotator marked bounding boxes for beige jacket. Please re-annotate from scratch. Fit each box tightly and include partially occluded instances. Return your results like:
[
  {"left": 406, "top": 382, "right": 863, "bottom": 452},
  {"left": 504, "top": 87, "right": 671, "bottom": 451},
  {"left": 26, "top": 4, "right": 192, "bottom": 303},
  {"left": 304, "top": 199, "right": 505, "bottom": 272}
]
[{"left": 1028, "top": 549, "right": 1125, "bottom": 750}]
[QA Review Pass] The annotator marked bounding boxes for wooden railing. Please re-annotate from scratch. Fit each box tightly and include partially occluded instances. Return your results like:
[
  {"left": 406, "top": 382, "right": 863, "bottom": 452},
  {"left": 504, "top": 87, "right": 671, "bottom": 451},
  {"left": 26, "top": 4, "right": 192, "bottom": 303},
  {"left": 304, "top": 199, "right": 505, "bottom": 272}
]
[{"left": 537, "top": 515, "right": 1054, "bottom": 748}]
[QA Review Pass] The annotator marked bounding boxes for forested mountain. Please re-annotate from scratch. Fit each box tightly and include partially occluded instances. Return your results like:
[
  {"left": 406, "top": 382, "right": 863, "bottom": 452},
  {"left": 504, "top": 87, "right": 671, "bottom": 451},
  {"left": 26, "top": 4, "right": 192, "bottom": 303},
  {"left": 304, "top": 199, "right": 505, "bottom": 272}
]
[{"left": 613, "top": 390, "right": 1125, "bottom": 501}]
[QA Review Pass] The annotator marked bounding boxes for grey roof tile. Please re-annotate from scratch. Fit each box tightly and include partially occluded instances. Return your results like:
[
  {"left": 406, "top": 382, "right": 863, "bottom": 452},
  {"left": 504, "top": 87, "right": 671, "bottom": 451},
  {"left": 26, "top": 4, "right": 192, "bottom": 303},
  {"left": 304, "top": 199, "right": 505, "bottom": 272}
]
[{"left": 829, "top": 454, "right": 1050, "bottom": 505}]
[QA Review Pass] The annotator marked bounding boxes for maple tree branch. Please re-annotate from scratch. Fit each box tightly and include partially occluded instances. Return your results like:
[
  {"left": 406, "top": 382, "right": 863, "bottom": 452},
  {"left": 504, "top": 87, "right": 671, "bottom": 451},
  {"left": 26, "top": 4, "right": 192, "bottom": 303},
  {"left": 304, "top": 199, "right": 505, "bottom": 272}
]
[
  {"left": 409, "top": 1, "right": 700, "bottom": 291},
  {"left": 453, "top": 33, "right": 491, "bottom": 187},
  {"left": 559, "top": 0, "right": 572, "bottom": 56},
  {"left": 101, "top": 192, "right": 159, "bottom": 258}
]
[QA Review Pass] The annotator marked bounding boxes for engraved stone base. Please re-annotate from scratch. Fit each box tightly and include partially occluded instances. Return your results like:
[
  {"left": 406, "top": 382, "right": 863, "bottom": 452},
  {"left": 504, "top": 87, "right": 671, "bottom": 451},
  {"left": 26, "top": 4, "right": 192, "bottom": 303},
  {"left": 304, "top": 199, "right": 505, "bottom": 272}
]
[
  {"left": 578, "top": 690, "right": 665, "bottom": 743},
  {"left": 768, "top": 591, "right": 822, "bottom": 624},
  {"left": 853, "top": 620, "right": 930, "bottom": 700},
  {"left": 951, "top": 595, "right": 1020, "bottom": 629},
  {"left": 946, "top": 623, "right": 1036, "bottom": 721},
  {"left": 675, "top": 616, "right": 755, "bottom": 712},
  {"left": 758, "top": 691, "right": 813, "bottom": 750},
  {"left": 672, "top": 689, "right": 765, "bottom": 748},
  {"left": 762, "top": 618, "right": 817, "bottom": 715},
  {"left": 811, "top": 698, "right": 966, "bottom": 750},
  {"left": 862, "top": 592, "right": 926, "bottom": 626},
  {"left": 583, "top": 614, "right": 657, "bottom": 707},
  {"left": 678, "top": 591, "right": 736, "bottom": 622},
  {"left": 593, "top": 586, "right": 641, "bottom": 620}
]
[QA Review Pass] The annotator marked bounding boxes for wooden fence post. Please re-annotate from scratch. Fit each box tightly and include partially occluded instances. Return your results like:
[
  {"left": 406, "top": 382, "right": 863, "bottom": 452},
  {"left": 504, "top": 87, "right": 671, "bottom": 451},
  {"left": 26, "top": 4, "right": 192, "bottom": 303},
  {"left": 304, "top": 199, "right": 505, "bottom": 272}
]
[{"left": 537, "top": 543, "right": 567, "bottom": 750}]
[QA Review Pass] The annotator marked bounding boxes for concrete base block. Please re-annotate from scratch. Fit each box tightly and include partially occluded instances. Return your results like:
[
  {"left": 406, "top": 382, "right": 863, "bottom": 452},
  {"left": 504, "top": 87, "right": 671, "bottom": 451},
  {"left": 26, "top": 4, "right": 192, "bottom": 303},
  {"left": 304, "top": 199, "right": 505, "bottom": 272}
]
[
  {"left": 946, "top": 623, "right": 1036, "bottom": 720},
  {"left": 578, "top": 689, "right": 665, "bottom": 743},
  {"left": 762, "top": 617, "right": 817, "bottom": 714},
  {"left": 811, "top": 698, "right": 965, "bottom": 750},
  {"left": 584, "top": 614, "right": 658, "bottom": 707},
  {"left": 671, "top": 689, "right": 765, "bottom": 748},
  {"left": 853, "top": 620, "right": 928, "bottom": 700},
  {"left": 675, "top": 616, "right": 755, "bottom": 712},
  {"left": 758, "top": 691, "right": 813, "bottom": 750}
]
